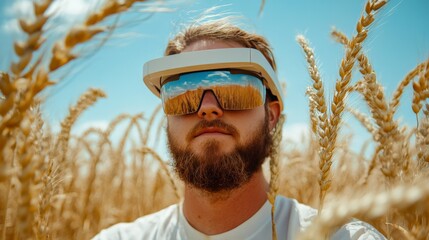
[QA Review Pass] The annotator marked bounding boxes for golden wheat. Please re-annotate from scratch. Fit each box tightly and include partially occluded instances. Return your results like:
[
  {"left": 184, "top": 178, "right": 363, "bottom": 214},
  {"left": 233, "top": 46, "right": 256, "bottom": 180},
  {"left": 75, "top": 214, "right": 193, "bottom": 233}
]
[{"left": 1, "top": 0, "right": 429, "bottom": 239}]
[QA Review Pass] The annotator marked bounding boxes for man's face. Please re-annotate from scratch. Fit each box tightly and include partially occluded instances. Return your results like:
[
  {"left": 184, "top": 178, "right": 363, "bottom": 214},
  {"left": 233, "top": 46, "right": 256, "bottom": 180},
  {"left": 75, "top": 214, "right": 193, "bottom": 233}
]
[{"left": 166, "top": 39, "right": 277, "bottom": 193}]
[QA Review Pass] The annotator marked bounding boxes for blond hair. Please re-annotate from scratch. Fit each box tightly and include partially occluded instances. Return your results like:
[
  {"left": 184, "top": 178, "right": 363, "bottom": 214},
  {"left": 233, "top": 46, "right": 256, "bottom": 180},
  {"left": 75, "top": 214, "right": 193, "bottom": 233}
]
[{"left": 164, "top": 19, "right": 277, "bottom": 72}]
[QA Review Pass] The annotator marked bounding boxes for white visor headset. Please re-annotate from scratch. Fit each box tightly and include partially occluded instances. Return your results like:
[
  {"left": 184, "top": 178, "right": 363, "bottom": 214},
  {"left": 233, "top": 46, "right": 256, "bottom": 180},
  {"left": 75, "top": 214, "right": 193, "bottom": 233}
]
[{"left": 143, "top": 48, "right": 284, "bottom": 115}]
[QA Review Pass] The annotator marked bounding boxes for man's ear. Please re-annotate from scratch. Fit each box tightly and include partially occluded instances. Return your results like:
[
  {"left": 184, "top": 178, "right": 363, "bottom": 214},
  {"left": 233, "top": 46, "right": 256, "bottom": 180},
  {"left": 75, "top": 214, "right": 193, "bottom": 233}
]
[{"left": 267, "top": 101, "right": 281, "bottom": 131}]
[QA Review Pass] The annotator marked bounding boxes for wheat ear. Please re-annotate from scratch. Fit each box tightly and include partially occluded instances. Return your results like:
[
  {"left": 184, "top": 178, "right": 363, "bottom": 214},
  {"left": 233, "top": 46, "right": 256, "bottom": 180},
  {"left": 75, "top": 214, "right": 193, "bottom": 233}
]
[
  {"left": 296, "top": 35, "right": 330, "bottom": 209},
  {"left": 412, "top": 59, "right": 429, "bottom": 114},
  {"left": 390, "top": 62, "right": 426, "bottom": 115},
  {"left": 15, "top": 106, "right": 43, "bottom": 239},
  {"left": 297, "top": 0, "right": 386, "bottom": 209},
  {"left": 0, "top": 72, "right": 15, "bottom": 182},
  {"left": 1, "top": 0, "right": 54, "bottom": 147},
  {"left": 417, "top": 104, "right": 429, "bottom": 167},
  {"left": 305, "top": 87, "right": 320, "bottom": 135},
  {"left": 331, "top": 28, "right": 349, "bottom": 46},
  {"left": 11, "top": 0, "right": 51, "bottom": 78},
  {"left": 357, "top": 52, "right": 408, "bottom": 180},
  {"left": 326, "top": 0, "right": 387, "bottom": 193}
]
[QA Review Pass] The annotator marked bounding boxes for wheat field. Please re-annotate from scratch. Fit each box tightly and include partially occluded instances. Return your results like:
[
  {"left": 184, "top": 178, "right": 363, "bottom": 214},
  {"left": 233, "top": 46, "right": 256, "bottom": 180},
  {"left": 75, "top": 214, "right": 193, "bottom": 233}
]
[{"left": 0, "top": 0, "right": 428, "bottom": 239}]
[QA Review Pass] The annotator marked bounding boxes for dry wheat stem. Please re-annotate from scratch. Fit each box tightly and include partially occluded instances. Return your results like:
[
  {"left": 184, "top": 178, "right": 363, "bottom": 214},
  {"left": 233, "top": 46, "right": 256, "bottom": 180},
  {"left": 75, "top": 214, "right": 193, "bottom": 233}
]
[
  {"left": 140, "top": 147, "right": 180, "bottom": 200},
  {"left": 143, "top": 104, "right": 162, "bottom": 145},
  {"left": 117, "top": 114, "right": 144, "bottom": 155},
  {"left": 55, "top": 88, "right": 106, "bottom": 167},
  {"left": 153, "top": 116, "right": 167, "bottom": 150},
  {"left": 39, "top": 88, "right": 106, "bottom": 237},
  {"left": 268, "top": 114, "right": 285, "bottom": 240},
  {"left": 80, "top": 137, "right": 109, "bottom": 231},
  {"left": 385, "top": 223, "right": 417, "bottom": 240}
]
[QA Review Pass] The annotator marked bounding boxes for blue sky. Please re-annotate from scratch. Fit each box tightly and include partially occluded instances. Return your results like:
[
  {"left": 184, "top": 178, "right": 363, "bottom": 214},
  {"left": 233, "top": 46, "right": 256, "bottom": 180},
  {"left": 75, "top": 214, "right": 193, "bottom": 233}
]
[{"left": 1, "top": 0, "right": 428, "bottom": 155}]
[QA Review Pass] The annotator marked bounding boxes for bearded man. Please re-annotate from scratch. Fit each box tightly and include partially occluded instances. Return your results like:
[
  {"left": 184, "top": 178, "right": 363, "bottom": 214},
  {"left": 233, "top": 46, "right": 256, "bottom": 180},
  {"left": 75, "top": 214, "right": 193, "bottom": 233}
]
[{"left": 94, "top": 19, "right": 385, "bottom": 240}]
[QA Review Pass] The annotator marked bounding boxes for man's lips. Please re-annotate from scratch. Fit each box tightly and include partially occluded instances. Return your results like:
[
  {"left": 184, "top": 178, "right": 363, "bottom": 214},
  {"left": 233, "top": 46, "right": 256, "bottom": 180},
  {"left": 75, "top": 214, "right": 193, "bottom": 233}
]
[{"left": 194, "top": 127, "right": 231, "bottom": 138}]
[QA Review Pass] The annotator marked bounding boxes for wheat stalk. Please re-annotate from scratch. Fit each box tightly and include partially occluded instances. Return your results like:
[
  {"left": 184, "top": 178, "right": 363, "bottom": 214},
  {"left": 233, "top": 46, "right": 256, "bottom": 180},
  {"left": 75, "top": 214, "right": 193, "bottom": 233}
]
[
  {"left": 140, "top": 147, "right": 180, "bottom": 200},
  {"left": 38, "top": 88, "right": 106, "bottom": 238},
  {"left": 267, "top": 114, "right": 285, "bottom": 240},
  {"left": 297, "top": 0, "right": 387, "bottom": 209}
]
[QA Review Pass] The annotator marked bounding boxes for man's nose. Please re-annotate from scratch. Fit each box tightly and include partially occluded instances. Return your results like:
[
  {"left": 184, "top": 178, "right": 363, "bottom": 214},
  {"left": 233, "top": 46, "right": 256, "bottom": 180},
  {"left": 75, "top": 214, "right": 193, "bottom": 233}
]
[{"left": 197, "top": 91, "right": 224, "bottom": 119}]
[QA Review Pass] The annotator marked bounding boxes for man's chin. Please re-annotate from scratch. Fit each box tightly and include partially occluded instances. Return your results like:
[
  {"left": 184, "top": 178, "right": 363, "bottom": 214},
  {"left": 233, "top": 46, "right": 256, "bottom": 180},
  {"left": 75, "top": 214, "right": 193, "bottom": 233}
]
[{"left": 190, "top": 139, "right": 235, "bottom": 157}]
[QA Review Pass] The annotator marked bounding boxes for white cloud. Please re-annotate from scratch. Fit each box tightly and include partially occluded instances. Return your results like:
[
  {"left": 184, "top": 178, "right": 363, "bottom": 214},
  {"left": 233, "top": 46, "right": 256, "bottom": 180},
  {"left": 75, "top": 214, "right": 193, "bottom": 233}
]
[
  {"left": 282, "top": 123, "right": 310, "bottom": 144},
  {"left": 46, "top": 0, "right": 102, "bottom": 18},
  {"left": 5, "top": 0, "right": 33, "bottom": 16},
  {"left": 3, "top": 0, "right": 103, "bottom": 33},
  {"left": 2, "top": 19, "right": 20, "bottom": 34},
  {"left": 208, "top": 71, "right": 230, "bottom": 79}
]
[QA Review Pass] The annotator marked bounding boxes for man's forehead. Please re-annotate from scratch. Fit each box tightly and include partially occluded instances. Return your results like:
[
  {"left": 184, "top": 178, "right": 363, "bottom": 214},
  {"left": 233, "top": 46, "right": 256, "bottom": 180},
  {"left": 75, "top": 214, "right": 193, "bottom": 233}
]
[{"left": 182, "top": 39, "right": 244, "bottom": 52}]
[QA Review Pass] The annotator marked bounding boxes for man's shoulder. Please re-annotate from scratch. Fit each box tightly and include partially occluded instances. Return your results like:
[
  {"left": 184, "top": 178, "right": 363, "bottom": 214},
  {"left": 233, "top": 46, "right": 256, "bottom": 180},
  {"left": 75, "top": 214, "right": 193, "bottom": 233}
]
[
  {"left": 275, "top": 195, "right": 318, "bottom": 227},
  {"left": 92, "top": 203, "right": 179, "bottom": 240},
  {"left": 333, "top": 219, "right": 386, "bottom": 240}
]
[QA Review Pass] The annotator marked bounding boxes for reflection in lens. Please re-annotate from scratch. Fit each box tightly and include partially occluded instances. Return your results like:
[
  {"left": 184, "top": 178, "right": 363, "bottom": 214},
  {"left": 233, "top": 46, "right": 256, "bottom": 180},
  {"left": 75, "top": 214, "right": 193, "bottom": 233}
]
[
  {"left": 163, "top": 88, "right": 204, "bottom": 115},
  {"left": 214, "top": 84, "right": 264, "bottom": 110},
  {"left": 161, "top": 70, "right": 266, "bottom": 115}
]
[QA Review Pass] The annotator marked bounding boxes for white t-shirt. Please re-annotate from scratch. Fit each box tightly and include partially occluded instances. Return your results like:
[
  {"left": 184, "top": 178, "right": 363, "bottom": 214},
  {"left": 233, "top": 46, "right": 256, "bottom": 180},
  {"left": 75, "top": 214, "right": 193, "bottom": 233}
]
[{"left": 93, "top": 196, "right": 385, "bottom": 240}]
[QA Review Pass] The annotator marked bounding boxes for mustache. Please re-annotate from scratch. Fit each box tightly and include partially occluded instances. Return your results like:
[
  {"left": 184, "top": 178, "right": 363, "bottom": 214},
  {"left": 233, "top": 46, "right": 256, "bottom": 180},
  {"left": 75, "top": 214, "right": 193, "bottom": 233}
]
[{"left": 186, "top": 119, "right": 239, "bottom": 141}]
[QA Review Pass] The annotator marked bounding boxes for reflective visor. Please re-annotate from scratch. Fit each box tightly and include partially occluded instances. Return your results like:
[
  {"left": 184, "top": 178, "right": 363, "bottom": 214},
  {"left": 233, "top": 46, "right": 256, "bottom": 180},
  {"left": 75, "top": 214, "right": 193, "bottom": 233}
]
[{"left": 160, "top": 70, "right": 266, "bottom": 116}]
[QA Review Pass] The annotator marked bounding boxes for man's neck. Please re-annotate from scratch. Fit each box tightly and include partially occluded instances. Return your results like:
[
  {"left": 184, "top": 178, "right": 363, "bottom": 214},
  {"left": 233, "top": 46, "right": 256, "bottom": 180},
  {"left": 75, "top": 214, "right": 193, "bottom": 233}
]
[{"left": 182, "top": 170, "right": 269, "bottom": 235}]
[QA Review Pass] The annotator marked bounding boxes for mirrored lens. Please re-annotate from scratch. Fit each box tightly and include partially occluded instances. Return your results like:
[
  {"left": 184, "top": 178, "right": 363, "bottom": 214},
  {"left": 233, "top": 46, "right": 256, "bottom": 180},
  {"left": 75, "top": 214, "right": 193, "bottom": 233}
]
[{"left": 161, "top": 70, "right": 265, "bottom": 115}]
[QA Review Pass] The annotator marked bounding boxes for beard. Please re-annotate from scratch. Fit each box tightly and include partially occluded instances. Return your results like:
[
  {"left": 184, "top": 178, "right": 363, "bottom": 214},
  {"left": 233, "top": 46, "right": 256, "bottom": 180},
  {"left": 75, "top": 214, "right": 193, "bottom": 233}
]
[{"left": 167, "top": 113, "right": 272, "bottom": 193}]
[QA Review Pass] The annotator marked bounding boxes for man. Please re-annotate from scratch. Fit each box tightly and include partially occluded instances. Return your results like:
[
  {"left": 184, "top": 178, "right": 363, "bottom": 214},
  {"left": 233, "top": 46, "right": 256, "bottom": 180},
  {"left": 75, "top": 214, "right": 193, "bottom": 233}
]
[{"left": 94, "top": 20, "right": 385, "bottom": 239}]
